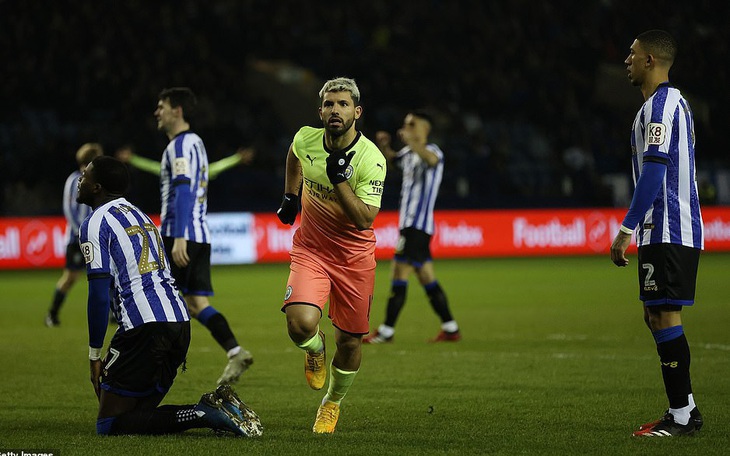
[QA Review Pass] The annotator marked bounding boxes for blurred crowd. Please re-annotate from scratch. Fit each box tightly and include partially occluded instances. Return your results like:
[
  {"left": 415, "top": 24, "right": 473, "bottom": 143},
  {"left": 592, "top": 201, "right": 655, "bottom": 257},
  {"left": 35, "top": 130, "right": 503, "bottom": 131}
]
[{"left": 1, "top": 0, "right": 727, "bottom": 216}]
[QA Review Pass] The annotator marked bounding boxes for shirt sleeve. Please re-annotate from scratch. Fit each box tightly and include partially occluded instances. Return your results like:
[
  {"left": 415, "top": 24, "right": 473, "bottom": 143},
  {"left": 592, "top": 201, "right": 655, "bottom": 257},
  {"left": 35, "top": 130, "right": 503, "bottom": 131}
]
[
  {"left": 352, "top": 147, "right": 387, "bottom": 208},
  {"left": 621, "top": 161, "right": 667, "bottom": 230}
]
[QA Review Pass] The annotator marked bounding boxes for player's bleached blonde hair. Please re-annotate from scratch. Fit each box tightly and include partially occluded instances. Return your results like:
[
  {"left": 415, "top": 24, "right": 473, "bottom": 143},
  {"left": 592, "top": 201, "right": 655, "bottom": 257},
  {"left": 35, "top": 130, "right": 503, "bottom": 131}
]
[
  {"left": 319, "top": 77, "right": 361, "bottom": 105},
  {"left": 76, "top": 142, "right": 104, "bottom": 166}
]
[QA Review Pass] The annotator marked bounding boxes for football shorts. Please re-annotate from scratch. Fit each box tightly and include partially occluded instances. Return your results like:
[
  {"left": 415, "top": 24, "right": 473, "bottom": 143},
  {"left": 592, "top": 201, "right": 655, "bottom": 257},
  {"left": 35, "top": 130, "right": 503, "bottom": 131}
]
[
  {"left": 637, "top": 243, "right": 701, "bottom": 306},
  {"left": 282, "top": 246, "right": 374, "bottom": 335},
  {"left": 100, "top": 321, "right": 190, "bottom": 397}
]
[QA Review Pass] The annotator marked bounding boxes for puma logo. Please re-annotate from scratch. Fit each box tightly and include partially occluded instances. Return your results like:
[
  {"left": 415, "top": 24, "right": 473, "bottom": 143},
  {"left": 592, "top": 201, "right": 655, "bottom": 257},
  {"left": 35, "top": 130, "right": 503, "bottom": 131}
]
[
  {"left": 376, "top": 163, "right": 384, "bottom": 170},
  {"left": 306, "top": 154, "right": 316, "bottom": 166}
]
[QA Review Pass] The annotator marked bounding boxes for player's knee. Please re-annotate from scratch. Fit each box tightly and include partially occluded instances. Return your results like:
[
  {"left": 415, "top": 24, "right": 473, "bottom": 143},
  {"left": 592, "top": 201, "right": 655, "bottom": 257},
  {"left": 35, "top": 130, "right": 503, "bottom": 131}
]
[
  {"left": 187, "top": 306, "right": 200, "bottom": 318},
  {"left": 643, "top": 311, "right": 652, "bottom": 330},
  {"left": 335, "top": 333, "right": 361, "bottom": 355},
  {"left": 286, "top": 316, "right": 318, "bottom": 342},
  {"left": 186, "top": 297, "right": 209, "bottom": 317},
  {"left": 644, "top": 305, "right": 681, "bottom": 331}
]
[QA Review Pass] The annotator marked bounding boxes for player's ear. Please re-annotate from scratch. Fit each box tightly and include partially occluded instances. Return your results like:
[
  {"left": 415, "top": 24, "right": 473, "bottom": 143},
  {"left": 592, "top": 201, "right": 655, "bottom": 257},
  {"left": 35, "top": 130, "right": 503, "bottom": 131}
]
[{"left": 355, "top": 105, "right": 363, "bottom": 120}]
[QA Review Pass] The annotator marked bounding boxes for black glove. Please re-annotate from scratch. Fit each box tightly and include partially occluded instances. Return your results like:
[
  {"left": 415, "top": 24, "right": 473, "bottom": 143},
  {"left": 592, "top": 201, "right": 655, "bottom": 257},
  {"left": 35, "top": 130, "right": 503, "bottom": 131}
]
[
  {"left": 276, "top": 193, "right": 299, "bottom": 225},
  {"left": 326, "top": 150, "right": 356, "bottom": 184}
]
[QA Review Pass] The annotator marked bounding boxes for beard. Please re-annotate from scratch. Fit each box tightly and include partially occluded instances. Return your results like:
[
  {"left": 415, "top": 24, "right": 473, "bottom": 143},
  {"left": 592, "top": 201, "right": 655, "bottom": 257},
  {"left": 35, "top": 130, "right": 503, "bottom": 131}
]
[{"left": 323, "top": 116, "right": 354, "bottom": 137}]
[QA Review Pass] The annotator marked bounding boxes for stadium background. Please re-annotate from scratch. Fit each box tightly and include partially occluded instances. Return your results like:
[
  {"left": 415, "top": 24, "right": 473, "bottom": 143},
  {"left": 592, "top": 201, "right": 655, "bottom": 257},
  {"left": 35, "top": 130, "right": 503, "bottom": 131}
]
[{"left": 1, "top": 0, "right": 728, "bottom": 219}]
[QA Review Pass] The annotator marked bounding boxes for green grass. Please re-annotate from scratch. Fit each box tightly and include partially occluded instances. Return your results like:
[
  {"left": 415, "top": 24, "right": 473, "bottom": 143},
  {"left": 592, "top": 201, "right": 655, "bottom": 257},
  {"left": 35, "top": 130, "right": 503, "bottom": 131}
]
[{"left": 1, "top": 254, "right": 729, "bottom": 455}]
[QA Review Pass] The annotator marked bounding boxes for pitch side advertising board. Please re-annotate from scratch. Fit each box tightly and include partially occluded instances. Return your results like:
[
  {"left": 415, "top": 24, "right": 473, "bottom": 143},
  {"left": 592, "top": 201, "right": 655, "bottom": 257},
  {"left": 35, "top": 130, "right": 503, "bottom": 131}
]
[{"left": 2, "top": 208, "right": 730, "bottom": 269}]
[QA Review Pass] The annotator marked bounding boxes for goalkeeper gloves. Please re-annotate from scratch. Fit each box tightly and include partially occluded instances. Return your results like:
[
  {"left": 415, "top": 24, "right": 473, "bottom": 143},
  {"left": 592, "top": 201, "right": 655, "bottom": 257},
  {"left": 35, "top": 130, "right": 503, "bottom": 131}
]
[
  {"left": 326, "top": 150, "right": 355, "bottom": 184},
  {"left": 277, "top": 193, "right": 299, "bottom": 225}
]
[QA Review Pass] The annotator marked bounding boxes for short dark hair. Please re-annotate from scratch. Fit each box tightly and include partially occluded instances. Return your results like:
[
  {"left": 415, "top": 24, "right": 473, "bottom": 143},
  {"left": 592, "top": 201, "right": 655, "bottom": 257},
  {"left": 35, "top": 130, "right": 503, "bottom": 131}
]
[
  {"left": 91, "top": 156, "right": 129, "bottom": 195},
  {"left": 159, "top": 87, "right": 197, "bottom": 121},
  {"left": 636, "top": 30, "right": 677, "bottom": 64}
]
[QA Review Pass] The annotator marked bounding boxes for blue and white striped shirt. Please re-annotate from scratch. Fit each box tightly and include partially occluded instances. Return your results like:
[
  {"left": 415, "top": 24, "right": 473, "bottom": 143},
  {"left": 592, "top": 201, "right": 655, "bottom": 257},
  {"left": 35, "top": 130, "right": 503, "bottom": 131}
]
[
  {"left": 630, "top": 83, "right": 704, "bottom": 249},
  {"left": 160, "top": 131, "right": 210, "bottom": 243},
  {"left": 79, "top": 198, "right": 189, "bottom": 331},
  {"left": 63, "top": 170, "right": 92, "bottom": 245},
  {"left": 396, "top": 144, "right": 444, "bottom": 235}
]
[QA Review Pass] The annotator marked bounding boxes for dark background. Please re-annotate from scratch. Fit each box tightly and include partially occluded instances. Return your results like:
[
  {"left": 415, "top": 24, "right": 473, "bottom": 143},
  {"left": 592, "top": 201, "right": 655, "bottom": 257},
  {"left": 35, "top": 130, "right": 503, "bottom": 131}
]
[{"left": 1, "top": 0, "right": 727, "bottom": 217}]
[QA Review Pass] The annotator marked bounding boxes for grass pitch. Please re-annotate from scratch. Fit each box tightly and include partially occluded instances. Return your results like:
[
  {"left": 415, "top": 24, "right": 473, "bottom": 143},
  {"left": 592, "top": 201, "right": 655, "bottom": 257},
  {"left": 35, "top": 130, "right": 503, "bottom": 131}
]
[{"left": 1, "top": 254, "right": 729, "bottom": 455}]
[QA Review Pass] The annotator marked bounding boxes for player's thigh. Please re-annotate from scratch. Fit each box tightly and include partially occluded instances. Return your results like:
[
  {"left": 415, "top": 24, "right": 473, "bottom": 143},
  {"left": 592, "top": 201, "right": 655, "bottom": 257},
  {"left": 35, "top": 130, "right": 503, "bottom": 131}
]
[
  {"left": 415, "top": 261, "right": 437, "bottom": 284},
  {"left": 283, "top": 250, "right": 331, "bottom": 312},
  {"left": 329, "top": 262, "right": 375, "bottom": 335},
  {"left": 102, "top": 322, "right": 190, "bottom": 397},
  {"left": 392, "top": 260, "right": 414, "bottom": 281}
]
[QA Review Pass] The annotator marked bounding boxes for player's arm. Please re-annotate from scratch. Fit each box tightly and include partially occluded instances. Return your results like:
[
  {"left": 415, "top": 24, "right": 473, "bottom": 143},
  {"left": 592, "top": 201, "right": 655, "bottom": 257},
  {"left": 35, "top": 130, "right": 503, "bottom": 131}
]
[
  {"left": 375, "top": 131, "right": 397, "bottom": 162},
  {"left": 87, "top": 274, "right": 111, "bottom": 399},
  {"left": 172, "top": 179, "right": 191, "bottom": 267},
  {"left": 63, "top": 176, "right": 79, "bottom": 232},
  {"left": 171, "top": 154, "right": 194, "bottom": 267},
  {"left": 277, "top": 144, "right": 302, "bottom": 225},
  {"left": 408, "top": 143, "right": 439, "bottom": 167},
  {"left": 284, "top": 144, "right": 302, "bottom": 194},
  {"left": 332, "top": 182, "right": 379, "bottom": 230},
  {"left": 208, "top": 147, "right": 254, "bottom": 180},
  {"left": 326, "top": 149, "right": 381, "bottom": 230},
  {"left": 116, "top": 147, "right": 162, "bottom": 175},
  {"left": 399, "top": 128, "right": 439, "bottom": 167},
  {"left": 610, "top": 159, "right": 667, "bottom": 266}
]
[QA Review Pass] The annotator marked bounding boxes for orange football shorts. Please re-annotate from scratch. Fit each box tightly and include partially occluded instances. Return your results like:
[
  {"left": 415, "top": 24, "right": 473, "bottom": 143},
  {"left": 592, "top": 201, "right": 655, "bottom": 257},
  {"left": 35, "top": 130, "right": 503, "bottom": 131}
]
[{"left": 282, "top": 246, "right": 374, "bottom": 335}]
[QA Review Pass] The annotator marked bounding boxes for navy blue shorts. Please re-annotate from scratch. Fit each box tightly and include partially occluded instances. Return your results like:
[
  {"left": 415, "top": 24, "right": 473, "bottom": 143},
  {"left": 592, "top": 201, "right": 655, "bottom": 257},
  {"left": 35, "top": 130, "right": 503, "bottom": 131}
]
[
  {"left": 394, "top": 227, "right": 432, "bottom": 267},
  {"left": 637, "top": 243, "right": 700, "bottom": 306},
  {"left": 101, "top": 321, "right": 190, "bottom": 397},
  {"left": 65, "top": 242, "right": 85, "bottom": 270},
  {"left": 163, "top": 237, "right": 213, "bottom": 296}
]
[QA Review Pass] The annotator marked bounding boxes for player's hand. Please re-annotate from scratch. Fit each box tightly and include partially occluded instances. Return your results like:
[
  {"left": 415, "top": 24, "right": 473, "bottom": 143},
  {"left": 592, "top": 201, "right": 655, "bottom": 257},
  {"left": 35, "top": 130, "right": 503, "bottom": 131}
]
[
  {"left": 610, "top": 232, "right": 632, "bottom": 267},
  {"left": 236, "top": 147, "right": 255, "bottom": 165},
  {"left": 397, "top": 127, "right": 411, "bottom": 144},
  {"left": 90, "top": 359, "right": 102, "bottom": 401},
  {"left": 172, "top": 238, "right": 189, "bottom": 267},
  {"left": 326, "top": 150, "right": 356, "bottom": 184},
  {"left": 398, "top": 127, "right": 425, "bottom": 148},
  {"left": 115, "top": 146, "right": 134, "bottom": 163},
  {"left": 277, "top": 193, "right": 299, "bottom": 225}
]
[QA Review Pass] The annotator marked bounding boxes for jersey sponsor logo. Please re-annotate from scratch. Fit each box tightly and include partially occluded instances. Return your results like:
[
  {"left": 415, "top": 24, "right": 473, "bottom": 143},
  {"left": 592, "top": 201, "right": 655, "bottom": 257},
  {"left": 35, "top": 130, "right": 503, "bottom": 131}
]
[
  {"left": 81, "top": 241, "right": 94, "bottom": 264},
  {"left": 174, "top": 157, "right": 190, "bottom": 176},
  {"left": 647, "top": 122, "right": 666, "bottom": 146},
  {"left": 303, "top": 177, "right": 338, "bottom": 202},
  {"left": 369, "top": 178, "right": 384, "bottom": 195}
]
